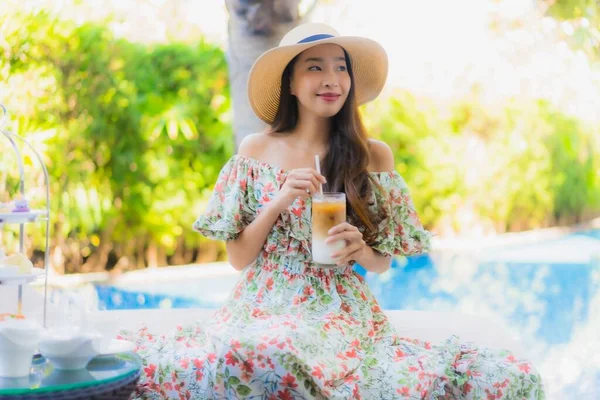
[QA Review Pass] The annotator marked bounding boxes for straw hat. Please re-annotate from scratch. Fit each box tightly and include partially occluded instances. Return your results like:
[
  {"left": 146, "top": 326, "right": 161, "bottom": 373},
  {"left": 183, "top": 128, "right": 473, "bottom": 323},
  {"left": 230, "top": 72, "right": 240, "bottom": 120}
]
[{"left": 247, "top": 23, "right": 388, "bottom": 124}]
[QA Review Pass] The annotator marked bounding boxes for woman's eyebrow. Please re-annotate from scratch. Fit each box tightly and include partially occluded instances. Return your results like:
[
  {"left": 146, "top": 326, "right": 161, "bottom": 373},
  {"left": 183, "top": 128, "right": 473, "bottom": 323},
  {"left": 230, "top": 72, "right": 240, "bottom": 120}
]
[{"left": 304, "top": 56, "right": 346, "bottom": 62}]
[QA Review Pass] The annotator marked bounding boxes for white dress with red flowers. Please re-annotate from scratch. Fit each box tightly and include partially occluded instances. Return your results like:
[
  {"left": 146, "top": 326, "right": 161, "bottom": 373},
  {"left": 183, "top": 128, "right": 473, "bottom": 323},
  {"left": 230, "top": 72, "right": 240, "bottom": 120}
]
[{"left": 121, "top": 155, "right": 545, "bottom": 399}]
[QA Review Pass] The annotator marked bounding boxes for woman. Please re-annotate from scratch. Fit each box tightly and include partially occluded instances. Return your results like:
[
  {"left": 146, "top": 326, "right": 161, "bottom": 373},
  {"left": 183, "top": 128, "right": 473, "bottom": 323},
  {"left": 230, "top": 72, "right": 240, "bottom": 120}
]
[{"left": 123, "top": 23, "right": 545, "bottom": 399}]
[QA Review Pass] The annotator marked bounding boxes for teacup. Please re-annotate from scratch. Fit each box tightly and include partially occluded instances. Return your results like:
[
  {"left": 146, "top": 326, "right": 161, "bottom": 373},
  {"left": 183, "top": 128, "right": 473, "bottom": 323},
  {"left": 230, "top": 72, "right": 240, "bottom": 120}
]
[{"left": 0, "top": 319, "right": 41, "bottom": 377}]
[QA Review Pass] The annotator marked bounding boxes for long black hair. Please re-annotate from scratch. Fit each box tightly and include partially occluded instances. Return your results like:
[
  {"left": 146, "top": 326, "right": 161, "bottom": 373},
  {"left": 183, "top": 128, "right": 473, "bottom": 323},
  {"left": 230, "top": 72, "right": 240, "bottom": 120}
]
[{"left": 270, "top": 49, "right": 386, "bottom": 244}]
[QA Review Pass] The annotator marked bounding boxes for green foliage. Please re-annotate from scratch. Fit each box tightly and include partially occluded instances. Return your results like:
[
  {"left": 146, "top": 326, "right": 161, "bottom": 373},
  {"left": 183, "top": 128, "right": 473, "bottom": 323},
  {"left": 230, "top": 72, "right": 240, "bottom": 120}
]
[
  {"left": 545, "top": 0, "right": 600, "bottom": 61},
  {"left": 546, "top": 0, "right": 597, "bottom": 20},
  {"left": 1, "top": 8, "right": 599, "bottom": 273},
  {"left": 0, "top": 10, "right": 232, "bottom": 272},
  {"left": 365, "top": 91, "right": 600, "bottom": 235}
]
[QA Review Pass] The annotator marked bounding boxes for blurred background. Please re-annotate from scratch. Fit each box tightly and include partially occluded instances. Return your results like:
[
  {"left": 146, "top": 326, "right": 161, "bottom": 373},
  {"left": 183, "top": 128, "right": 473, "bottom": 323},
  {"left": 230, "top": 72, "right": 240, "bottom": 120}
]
[{"left": 1, "top": 0, "right": 599, "bottom": 398}]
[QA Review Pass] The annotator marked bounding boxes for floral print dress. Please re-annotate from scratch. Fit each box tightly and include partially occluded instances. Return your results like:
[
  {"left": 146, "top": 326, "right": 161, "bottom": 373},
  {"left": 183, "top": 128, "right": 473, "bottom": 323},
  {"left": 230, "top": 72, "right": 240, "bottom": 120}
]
[{"left": 121, "top": 155, "right": 545, "bottom": 400}]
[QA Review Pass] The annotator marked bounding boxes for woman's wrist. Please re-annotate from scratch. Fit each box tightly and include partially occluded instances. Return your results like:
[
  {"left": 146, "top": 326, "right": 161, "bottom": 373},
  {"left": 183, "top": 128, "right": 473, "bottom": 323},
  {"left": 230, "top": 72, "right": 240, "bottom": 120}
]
[
  {"left": 353, "top": 245, "right": 372, "bottom": 266},
  {"left": 266, "top": 198, "right": 287, "bottom": 215},
  {"left": 354, "top": 246, "right": 391, "bottom": 274}
]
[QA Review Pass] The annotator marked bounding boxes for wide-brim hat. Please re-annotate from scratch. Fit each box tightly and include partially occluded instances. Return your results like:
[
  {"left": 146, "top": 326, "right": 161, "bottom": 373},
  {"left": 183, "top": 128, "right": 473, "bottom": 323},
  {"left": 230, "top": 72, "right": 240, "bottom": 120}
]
[{"left": 247, "top": 23, "right": 388, "bottom": 125}]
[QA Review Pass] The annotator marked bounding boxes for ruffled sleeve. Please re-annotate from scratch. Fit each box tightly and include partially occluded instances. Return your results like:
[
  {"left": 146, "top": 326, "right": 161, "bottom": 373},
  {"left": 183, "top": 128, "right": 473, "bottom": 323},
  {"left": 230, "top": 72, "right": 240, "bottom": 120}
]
[
  {"left": 192, "top": 156, "right": 255, "bottom": 241},
  {"left": 371, "top": 171, "right": 432, "bottom": 257}
]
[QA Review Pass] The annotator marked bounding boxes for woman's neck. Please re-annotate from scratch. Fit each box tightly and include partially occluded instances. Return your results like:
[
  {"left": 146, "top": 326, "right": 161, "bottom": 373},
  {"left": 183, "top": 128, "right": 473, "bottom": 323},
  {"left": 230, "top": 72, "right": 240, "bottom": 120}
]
[{"left": 290, "top": 112, "right": 332, "bottom": 150}]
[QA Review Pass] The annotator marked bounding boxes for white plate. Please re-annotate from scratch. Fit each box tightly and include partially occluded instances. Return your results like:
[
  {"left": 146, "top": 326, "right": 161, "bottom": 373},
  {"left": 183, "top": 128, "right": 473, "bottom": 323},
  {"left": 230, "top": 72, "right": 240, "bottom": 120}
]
[
  {"left": 95, "top": 339, "right": 135, "bottom": 357},
  {"left": 0, "top": 267, "right": 45, "bottom": 285},
  {"left": 0, "top": 210, "right": 47, "bottom": 225}
]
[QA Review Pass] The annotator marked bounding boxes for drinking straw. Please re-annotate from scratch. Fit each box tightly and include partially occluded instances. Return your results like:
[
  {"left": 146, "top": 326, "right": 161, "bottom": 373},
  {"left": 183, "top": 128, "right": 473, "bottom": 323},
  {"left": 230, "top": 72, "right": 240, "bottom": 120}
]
[{"left": 314, "top": 154, "right": 324, "bottom": 196}]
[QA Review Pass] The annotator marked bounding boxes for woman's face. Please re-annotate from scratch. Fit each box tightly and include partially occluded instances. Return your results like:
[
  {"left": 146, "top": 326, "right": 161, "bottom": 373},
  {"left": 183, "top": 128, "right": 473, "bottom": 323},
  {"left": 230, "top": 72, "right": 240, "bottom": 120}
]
[{"left": 289, "top": 44, "right": 351, "bottom": 120}]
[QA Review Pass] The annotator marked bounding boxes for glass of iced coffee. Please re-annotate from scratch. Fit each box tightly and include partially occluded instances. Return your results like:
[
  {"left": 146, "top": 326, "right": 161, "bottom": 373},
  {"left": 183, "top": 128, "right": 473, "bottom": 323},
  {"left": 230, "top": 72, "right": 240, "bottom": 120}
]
[{"left": 312, "top": 193, "right": 346, "bottom": 265}]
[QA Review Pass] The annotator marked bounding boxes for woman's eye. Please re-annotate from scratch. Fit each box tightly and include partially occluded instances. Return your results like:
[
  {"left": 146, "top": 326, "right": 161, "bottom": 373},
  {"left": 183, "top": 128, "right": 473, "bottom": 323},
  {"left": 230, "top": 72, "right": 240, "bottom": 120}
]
[
  {"left": 308, "top": 66, "right": 322, "bottom": 71},
  {"left": 338, "top": 66, "right": 347, "bottom": 72}
]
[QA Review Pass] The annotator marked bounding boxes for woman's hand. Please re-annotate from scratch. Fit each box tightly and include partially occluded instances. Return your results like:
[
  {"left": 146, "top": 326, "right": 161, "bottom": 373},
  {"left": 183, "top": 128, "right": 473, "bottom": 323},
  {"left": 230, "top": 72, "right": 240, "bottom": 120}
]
[
  {"left": 326, "top": 222, "right": 367, "bottom": 266},
  {"left": 271, "top": 168, "right": 326, "bottom": 213}
]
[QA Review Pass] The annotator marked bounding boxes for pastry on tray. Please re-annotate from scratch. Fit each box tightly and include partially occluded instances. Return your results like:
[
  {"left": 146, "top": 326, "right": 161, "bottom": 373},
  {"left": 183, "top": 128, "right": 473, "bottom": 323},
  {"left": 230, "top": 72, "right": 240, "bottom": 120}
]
[
  {"left": 12, "top": 198, "right": 30, "bottom": 213},
  {"left": 1, "top": 253, "right": 34, "bottom": 274}
]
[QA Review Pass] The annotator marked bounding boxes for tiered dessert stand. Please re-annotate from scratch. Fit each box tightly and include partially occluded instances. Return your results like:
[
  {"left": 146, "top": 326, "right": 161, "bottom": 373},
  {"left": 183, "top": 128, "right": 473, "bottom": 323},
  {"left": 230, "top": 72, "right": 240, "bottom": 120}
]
[{"left": 0, "top": 103, "right": 50, "bottom": 326}]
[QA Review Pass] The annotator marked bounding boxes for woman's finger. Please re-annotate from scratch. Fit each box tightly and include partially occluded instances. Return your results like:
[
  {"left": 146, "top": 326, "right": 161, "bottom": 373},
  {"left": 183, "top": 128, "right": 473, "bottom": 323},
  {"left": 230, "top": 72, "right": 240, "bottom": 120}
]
[
  {"left": 331, "top": 240, "right": 364, "bottom": 259},
  {"left": 288, "top": 179, "right": 318, "bottom": 194},
  {"left": 290, "top": 172, "right": 315, "bottom": 182},
  {"left": 290, "top": 188, "right": 311, "bottom": 199},
  {"left": 326, "top": 230, "right": 362, "bottom": 245},
  {"left": 292, "top": 168, "right": 327, "bottom": 184},
  {"left": 293, "top": 173, "right": 322, "bottom": 193},
  {"left": 335, "top": 248, "right": 363, "bottom": 265},
  {"left": 327, "top": 222, "right": 357, "bottom": 236}
]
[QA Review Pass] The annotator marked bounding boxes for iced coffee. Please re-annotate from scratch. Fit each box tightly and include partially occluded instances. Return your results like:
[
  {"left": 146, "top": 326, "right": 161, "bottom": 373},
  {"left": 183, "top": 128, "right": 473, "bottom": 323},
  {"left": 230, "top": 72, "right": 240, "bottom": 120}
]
[{"left": 312, "top": 193, "right": 346, "bottom": 265}]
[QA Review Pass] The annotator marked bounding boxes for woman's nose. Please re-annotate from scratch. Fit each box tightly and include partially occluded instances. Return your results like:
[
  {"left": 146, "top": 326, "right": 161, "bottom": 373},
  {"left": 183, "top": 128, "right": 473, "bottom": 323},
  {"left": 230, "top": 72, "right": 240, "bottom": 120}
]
[{"left": 323, "top": 73, "right": 339, "bottom": 88}]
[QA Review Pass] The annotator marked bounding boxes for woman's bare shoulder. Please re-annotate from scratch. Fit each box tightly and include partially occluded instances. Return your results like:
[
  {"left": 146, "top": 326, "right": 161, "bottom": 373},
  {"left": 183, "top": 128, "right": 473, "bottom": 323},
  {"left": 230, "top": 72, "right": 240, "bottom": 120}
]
[
  {"left": 367, "top": 139, "right": 395, "bottom": 172},
  {"left": 238, "top": 132, "right": 279, "bottom": 159}
]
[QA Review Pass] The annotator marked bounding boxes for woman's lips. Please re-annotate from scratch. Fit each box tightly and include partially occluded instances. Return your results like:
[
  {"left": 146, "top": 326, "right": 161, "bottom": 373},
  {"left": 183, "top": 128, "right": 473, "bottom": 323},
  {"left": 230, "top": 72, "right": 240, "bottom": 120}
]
[{"left": 317, "top": 93, "right": 341, "bottom": 102}]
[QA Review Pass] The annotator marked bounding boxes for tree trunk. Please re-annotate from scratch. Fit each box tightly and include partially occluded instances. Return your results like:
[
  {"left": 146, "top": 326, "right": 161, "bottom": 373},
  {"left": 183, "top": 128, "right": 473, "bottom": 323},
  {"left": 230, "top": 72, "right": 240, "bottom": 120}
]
[
  {"left": 79, "top": 218, "right": 117, "bottom": 273},
  {"left": 225, "top": 0, "right": 302, "bottom": 149},
  {"left": 146, "top": 241, "right": 158, "bottom": 269},
  {"left": 157, "top": 245, "right": 167, "bottom": 267},
  {"left": 136, "top": 236, "right": 146, "bottom": 269},
  {"left": 170, "top": 236, "right": 185, "bottom": 265}
]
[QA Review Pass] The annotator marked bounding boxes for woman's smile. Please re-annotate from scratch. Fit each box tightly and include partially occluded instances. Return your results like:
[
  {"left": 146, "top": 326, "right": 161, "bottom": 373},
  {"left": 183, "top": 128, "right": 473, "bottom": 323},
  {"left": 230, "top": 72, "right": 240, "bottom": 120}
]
[{"left": 317, "top": 92, "right": 341, "bottom": 103}]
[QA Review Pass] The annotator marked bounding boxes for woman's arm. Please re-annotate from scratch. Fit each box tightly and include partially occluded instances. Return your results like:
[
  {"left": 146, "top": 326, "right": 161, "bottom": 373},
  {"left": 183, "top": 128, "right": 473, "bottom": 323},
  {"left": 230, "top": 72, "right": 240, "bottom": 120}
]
[
  {"left": 225, "top": 134, "right": 326, "bottom": 270},
  {"left": 354, "top": 247, "right": 392, "bottom": 274},
  {"left": 225, "top": 203, "right": 284, "bottom": 270},
  {"left": 227, "top": 168, "right": 325, "bottom": 270},
  {"left": 327, "top": 223, "right": 393, "bottom": 274}
]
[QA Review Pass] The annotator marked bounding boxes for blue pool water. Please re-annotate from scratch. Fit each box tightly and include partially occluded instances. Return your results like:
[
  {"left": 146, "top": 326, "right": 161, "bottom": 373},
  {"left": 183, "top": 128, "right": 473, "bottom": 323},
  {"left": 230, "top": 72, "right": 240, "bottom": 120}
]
[
  {"left": 91, "top": 229, "right": 600, "bottom": 399},
  {"left": 95, "top": 250, "right": 597, "bottom": 350}
]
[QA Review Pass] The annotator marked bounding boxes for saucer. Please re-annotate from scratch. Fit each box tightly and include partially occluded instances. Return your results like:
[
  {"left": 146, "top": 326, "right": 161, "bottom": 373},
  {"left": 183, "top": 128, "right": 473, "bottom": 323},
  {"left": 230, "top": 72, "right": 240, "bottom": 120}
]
[{"left": 95, "top": 339, "right": 135, "bottom": 357}]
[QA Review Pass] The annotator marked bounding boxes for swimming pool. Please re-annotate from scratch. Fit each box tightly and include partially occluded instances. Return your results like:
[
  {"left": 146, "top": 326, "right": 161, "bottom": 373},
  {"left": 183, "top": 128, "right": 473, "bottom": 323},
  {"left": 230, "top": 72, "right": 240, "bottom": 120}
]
[{"left": 67, "top": 228, "right": 600, "bottom": 399}]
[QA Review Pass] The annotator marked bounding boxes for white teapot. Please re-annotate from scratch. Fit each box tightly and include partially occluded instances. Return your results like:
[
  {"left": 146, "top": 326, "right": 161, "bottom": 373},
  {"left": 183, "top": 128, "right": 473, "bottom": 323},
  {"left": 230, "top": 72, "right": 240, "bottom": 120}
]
[{"left": 0, "top": 319, "right": 41, "bottom": 377}]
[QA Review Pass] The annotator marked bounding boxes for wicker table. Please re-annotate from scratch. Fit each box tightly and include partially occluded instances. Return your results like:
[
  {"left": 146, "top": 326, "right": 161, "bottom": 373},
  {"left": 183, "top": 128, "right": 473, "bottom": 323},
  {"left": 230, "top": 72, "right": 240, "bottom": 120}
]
[{"left": 0, "top": 353, "right": 141, "bottom": 400}]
